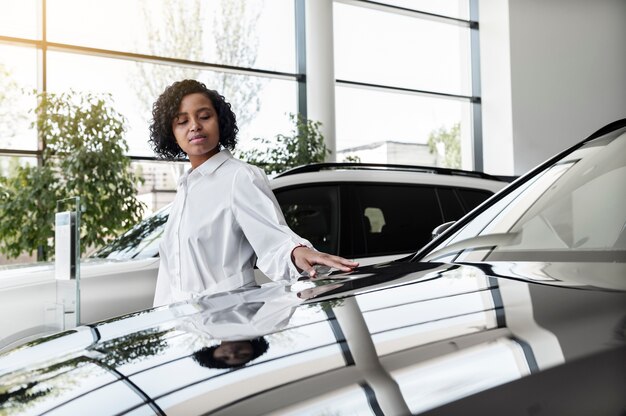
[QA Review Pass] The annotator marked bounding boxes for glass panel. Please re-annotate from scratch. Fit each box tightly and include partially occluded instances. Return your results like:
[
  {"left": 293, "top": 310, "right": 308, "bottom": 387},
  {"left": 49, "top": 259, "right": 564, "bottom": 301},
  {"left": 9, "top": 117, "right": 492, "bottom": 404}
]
[
  {"left": 54, "top": 198, "right": 82, "bottom": 330},
  {"left": 456, "top": 188, "right": 493, "bottom": 212},
  {"left": 46, "top": 0, "right": 296, "bottom": 72},
  {"left": 46, "top": 51, "right": 298, "bottom": 157},
  {"left": 374, "top": 0, "right": 470, "bottom": 20},
  {"left": 274, "top": 186, "right": 340, "bottom": 255},
  {"left": 334, "top": 3, "right": 472, "bottom": 96},
  {"left": 335, "top": 85, "right": 472, "bottom": 169},
  {"left": 355, "top": 185, "right": 443, "bottom": 255},
  {"left": 0, "top": 155, "right": 37, "bottom": 177},
  {"left": 132, "top": 160, "right": 188, "bottom": 215},
  {"left": 0, "top": 156, "right": 39, "bottom": 265},
  {"left": 0, "top": 0, "right": 39, "bottom": 39},
  {"left": 0, "top": 44, "right": 38, "bottom": 151},
  {"left": 437, "top": 188, "right": 465, "bottom": 222}
]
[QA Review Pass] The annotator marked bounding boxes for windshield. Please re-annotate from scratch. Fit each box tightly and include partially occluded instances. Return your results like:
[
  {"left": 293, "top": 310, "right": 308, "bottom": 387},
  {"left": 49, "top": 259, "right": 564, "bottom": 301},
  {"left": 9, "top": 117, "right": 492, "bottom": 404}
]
[
  {"left": 420, "top": 129, "right": 626, "bottom": 264},
  {"left": 90, "top": 205, "right": 170, "bottom": 260}
]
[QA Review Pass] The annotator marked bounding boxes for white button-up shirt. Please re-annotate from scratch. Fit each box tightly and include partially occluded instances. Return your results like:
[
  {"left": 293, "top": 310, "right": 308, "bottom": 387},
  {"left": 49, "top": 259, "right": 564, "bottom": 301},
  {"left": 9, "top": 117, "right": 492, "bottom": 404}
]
[{"left": 153, "top": 150, "right": 311, "bottom": 306}]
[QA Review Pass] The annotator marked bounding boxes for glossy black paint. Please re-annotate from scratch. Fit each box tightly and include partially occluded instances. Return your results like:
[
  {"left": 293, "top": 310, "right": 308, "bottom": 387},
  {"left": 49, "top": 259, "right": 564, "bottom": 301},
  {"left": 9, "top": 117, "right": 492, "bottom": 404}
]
[{"left": 1, "top": 257, "right": 624, "bottom": 415}]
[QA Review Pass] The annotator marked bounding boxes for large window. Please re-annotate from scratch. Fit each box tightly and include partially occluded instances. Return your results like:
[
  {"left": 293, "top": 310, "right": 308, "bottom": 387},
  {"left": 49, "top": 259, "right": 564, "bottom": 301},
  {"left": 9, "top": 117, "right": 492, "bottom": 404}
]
[
  {"left": 333, "top": 1, "right": 479, "bottom": 170},
  {"left": 46, "top": 0, "right": 296, "bottom": 73},
  {"left": 334, "top": 4, "right": 470, "bottom": 95},
  {"left": 0, "top": 43, "right": 39, "bottom": 151},
  {"left": 0, "top": 0, "right": 479, "bottom": 185},
  {"left": 0, "top": 0, "right": 39, "bottom": 40},
  {"left": 0, "top": 0, "right": 480, "bottom": 262},
  {"left": 46, "top": 52, "right": 298, "bottom": 157},
  {"left": 0, "top": 0, "right": 299, "bottom": 213}
]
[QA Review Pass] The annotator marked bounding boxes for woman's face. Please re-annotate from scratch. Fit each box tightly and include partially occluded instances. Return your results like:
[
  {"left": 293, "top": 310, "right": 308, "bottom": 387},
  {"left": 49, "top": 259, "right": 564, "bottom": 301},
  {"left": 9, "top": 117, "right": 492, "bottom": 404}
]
[
  {"left": 172, "top": 92, "right": 221, "bottom": 168},
  {"left": 213, "top": 341, "right": 255, "bottom": 366}
]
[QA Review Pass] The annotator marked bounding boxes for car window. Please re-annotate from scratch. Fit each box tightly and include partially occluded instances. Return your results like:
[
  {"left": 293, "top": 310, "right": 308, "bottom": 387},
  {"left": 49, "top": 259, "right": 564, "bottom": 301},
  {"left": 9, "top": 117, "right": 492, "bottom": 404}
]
[
  {"left": 355, "top": 184, "right": 443, "bottom": 256},
  {"left": 436, "top": 188, "right": 466, "bottom": 222},
  {"left": 274, "top": 186, "right": 340, "bottom": 255},
  {"left": 422, "top": 131, "right": 626, "bottom": 264},
  {"left": 90, "top": 205, "right": 170, "bottom": 260},
  {"left": 456, "top": 188, "right": 493, "bottom": 212}
]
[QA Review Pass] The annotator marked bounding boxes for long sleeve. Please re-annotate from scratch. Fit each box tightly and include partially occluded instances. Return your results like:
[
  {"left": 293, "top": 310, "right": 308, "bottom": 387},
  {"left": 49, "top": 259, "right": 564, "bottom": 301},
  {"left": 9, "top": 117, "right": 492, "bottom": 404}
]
[
  {"left": 153, "top": 243, "right": 173, "bottom": 307},
  {"left": 231, "top": 165, "right": 312, "bottom": 282}
]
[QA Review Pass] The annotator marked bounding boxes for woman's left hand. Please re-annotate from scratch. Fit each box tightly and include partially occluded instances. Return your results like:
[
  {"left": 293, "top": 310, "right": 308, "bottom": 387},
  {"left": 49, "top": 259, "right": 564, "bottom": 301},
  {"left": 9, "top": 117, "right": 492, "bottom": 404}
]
[{"left": 291, "top": 246, "right": 359, "bottom": 278}]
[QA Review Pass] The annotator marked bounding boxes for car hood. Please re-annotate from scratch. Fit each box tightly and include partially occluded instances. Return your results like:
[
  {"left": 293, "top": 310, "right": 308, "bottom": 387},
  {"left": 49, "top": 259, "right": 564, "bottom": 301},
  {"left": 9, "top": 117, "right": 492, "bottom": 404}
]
[{"left": 1, "top": 260, "right": 624, "bottom": 415}]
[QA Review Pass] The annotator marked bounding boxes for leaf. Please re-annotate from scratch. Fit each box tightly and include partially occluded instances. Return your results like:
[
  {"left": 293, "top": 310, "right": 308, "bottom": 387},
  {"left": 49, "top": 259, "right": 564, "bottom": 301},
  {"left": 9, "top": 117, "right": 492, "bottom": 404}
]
[
  {"left": 0, "top": 91, "right": 145, "bottom": 260},
  {"left": 238, "top": 113, "right": 330, "bottom": 175}
]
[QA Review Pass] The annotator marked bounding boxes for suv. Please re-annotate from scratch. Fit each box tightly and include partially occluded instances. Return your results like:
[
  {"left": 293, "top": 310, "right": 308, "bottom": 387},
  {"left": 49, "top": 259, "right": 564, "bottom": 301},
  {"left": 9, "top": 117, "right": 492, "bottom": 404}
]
[
  {"left": 96, "top": 163, "right": 509, "bottom": 266},
  {"left": 0, "top": 163, "right": 507, "bottom": 349}
]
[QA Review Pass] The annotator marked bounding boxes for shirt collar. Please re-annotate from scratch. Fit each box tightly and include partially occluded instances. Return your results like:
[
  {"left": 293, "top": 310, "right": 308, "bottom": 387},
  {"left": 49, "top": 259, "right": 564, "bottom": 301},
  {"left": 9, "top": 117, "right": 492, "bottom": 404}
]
[{"left": 178, "top": 149, "right": 233, "bottom": 186}]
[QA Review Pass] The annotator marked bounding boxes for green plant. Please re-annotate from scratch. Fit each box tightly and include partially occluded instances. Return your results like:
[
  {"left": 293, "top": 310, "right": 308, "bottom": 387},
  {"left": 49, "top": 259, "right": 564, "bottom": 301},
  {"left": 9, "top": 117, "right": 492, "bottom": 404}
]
[
  {"left": 427, "top": 122, "right": 462, "bottom": 169},
  {"left": 0, "top": 91, "right": 145, "bottom": 260},
  {"left": 238, "top": 113, "right": 331, "bottom": 175},
  {"left": 342, "top": 154, "right": 361, "bottom": 163}
]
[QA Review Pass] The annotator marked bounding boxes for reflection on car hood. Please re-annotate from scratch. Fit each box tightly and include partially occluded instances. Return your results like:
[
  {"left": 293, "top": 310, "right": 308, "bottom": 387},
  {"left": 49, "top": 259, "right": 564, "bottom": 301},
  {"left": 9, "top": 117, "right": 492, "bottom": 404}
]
[{"left": 0, "top": 260, "right": 624, "bottom": 415}]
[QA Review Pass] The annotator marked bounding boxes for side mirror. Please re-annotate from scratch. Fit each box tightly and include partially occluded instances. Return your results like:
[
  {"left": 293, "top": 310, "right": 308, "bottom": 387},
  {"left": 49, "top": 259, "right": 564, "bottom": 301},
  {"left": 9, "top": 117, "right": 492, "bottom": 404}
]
[{"left": 431, "top": 221, "right": 455, "bottom": 240}]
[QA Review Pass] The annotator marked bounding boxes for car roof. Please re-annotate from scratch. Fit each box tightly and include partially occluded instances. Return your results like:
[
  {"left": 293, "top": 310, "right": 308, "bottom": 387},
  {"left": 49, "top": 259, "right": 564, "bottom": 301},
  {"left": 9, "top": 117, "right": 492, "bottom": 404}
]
[
  {"left": 270, "top": 164, "right": 508, "bottom": 193},
  {"left": 276, "top": 162, "right": 503, "bottom": 180}
]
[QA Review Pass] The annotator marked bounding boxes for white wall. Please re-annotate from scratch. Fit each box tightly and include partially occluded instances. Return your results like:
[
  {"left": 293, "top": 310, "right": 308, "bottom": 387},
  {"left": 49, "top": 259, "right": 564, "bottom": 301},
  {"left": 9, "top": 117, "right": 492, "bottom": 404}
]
[{"left": 480, "top": 0, "right": 626, "bottom": 175}]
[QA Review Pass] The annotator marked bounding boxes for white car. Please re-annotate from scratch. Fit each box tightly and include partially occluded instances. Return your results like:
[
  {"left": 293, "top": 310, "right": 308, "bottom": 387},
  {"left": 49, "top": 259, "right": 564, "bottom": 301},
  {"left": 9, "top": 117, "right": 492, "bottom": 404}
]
[{"left": 0, "top": 163, "right": 508, "bottom": 350}]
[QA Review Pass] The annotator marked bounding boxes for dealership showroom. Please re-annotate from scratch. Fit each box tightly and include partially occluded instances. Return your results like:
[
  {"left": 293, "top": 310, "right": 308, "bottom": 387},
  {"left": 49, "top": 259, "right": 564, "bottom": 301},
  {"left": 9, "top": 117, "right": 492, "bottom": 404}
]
[{"left": 0, "top": 1, "right": 625, "bottom": 415}]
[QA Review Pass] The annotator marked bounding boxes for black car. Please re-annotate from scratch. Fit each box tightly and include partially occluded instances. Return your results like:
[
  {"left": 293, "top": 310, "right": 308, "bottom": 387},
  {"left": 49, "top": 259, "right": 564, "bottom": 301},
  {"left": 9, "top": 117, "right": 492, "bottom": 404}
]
[{"left": 0, "top": 119, "right": 625, "bottom": 415}]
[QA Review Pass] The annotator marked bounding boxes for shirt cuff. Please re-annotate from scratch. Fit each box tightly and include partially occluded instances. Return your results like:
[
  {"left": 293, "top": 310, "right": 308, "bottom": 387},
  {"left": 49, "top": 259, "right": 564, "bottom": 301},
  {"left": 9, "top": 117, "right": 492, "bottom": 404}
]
[{"left": 290, "top": 244, "right": 307, "bottom": 273}]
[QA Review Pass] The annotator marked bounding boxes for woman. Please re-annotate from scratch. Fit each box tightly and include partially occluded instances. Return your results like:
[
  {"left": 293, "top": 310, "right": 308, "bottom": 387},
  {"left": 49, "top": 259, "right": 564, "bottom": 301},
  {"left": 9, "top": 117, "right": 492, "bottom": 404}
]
[{"left": 149, "top": 80, "right": 357, "bottom": 306}]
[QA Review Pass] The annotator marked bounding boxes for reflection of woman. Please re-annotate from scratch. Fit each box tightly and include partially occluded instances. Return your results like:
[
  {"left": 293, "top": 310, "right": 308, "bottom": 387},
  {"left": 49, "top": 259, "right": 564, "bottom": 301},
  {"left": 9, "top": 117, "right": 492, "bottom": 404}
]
[
  {"left": 193, "top": 338, "right": 269, "bottom": 369},
  {"left": 179, "top": 282, "right": 302, "bottom": 369},
  {"left": 149, "top": 79, "right": 357, "bottom": 306}
]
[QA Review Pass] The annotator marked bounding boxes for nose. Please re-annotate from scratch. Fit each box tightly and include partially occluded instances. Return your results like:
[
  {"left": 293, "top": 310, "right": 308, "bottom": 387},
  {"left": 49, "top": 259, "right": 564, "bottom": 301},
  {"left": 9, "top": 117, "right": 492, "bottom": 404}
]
[{"left": 189, "top": 118, "right": 201, "bottom": 132}]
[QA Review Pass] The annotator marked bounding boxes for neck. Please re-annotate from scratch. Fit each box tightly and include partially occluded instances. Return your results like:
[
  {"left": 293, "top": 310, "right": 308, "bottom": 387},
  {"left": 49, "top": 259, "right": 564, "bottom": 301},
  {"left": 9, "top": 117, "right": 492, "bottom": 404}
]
[{"left": 189, "top": 148, "right": 220, "bottom": 169}]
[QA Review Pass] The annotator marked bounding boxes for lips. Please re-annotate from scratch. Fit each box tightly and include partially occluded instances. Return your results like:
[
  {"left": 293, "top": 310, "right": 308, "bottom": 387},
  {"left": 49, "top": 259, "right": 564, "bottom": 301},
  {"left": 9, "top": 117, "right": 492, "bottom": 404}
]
[{"left": 189, "top": 134, "right": 207, "bottom": 143}]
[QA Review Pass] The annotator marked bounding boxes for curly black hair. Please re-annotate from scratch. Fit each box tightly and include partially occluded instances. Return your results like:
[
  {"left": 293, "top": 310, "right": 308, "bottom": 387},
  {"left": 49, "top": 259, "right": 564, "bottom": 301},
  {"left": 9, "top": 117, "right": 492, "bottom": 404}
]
[
  {"left": 148, "top": 79, "right": 238, "bottom": 159},
  {"left": 192, "top": 337, "right": 269, "bottom": 369}
]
